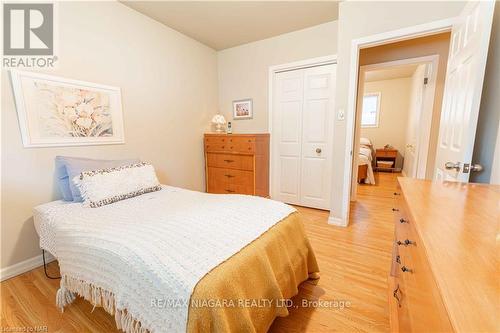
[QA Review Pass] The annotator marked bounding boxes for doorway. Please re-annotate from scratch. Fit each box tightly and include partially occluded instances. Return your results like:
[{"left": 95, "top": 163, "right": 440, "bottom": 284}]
[
  {"left": 341, "top": 1, "right": 495, "bottom": 224},
  {"left": 351, "top": 55, "right": 440, "bottom": 199},
  {"left": 269, "top": 56, "right": 336, "bottom": 210}
]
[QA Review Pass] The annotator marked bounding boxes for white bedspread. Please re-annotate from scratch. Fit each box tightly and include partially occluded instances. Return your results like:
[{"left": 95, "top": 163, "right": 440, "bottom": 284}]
[
  {"left": 358, "top": 146, "right": 375, "bottom": 185},
  {"left": 34, "top": 186, "right": 295, "bottom": 333}
]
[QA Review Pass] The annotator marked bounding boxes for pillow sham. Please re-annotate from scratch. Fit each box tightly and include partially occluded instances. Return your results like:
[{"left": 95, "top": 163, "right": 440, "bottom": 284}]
[
  {"left": 360, "top": 137, "right": 372, "bottom": 146},
  {"left": 55, "top": 156, "right": 140, "bottom": 202},
  {"left": 73, "top": 162, "right": 161, "bottom": 208}
]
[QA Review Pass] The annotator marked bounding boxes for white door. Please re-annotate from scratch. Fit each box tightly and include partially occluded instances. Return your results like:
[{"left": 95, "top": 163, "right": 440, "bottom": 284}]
[
  {"left": 272, "top": 64, "right": 336, "bottom": 209},
  {"left": 272, "top": 69, "right": 304, "bottom": 205},
  {"left": 434, "top": 1, "right": 495, "bottom": 181},
  {"left": 403, "top": 64, "right": 426, "bottom": 178}
]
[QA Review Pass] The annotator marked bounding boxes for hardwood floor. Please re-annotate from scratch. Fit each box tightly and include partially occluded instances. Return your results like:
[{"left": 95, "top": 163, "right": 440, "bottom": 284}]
[{"left": 1, "top": 172, "right": 398, "bottom": 333}]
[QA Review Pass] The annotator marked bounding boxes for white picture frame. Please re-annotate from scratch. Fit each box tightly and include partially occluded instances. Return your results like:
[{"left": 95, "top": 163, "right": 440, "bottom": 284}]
[
  {"left": 232, "top": 99, "right": 253, "bottom": 120},
  {"left": 10, "top": 69, "right": 125, "bottom": 147}
]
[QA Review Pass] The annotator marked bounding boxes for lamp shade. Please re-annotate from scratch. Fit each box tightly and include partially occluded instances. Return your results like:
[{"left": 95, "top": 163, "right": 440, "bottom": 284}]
[{"left": 211, "top": 114, "right": 226, "bottom": 125}]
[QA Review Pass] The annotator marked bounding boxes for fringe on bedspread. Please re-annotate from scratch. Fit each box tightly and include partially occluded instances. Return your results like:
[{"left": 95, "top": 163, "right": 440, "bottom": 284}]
[{"left": 56, "top": 275, "right": 149, "bottom": 333}]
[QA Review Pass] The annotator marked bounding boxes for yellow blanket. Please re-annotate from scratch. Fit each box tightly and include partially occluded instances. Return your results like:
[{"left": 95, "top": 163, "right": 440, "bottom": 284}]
[{"left": 187, "top": 212, "right": 319, "bottom": 333}]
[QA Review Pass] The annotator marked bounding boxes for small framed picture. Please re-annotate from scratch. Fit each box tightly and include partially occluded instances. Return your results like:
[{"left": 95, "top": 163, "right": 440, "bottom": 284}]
[{"left": 233, "top": 99, "right": 253, "bottom": 120}]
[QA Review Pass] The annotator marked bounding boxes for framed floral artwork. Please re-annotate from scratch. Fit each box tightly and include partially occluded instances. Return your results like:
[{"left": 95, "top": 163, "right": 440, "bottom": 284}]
[
  {"left": 10, "top": 70, "right": 125, "bottom": 147},
  {"left": 233, "top": 99, "right": 253, "bottom": 120}
]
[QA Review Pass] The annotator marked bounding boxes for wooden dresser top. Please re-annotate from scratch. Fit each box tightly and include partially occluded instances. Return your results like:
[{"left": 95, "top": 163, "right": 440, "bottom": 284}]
[
  {"left": 398, "top": 178, "right": 500, "bottom": 333},
  {"left": 204, "top": 133, "right": 270, "bottom": 137}
]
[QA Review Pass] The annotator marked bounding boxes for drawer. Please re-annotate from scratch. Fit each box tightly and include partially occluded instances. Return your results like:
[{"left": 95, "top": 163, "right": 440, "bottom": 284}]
[
  {"left": 205, "top": 136, "right": 229, "bottom": 152},
  {"left": 207, "top": 181, "right": 253, "bottom": 195},
  {"left": 393, "top": 193, "right": 411, "bottom": 241},
  {"left": 205, "top": 136, "right": 256, "bottom": 153},
  {"left": 378, "top": 150, "right": 397, "bottom": 158},
  {"left": 206, "top": 153, "right": 254, "bottom": 171},
  {"left": 395, "top": 207, "right": 453, "bottom": 332},
  {"left": 207, "top": 167, "right": 254, "bottom": 195},
  {"left": 208, "top": 167, "right": 253, "bottom": 186},
  {"left": 388, "top": 276, "right": 412, "bottom": 333},
  {"left": 226, "top": 136, "right": 255, "bottom": 153}
]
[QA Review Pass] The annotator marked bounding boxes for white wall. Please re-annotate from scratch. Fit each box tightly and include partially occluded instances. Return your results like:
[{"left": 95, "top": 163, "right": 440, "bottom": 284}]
[
  {"left": 330, "top": 1, "right": 465, "bottom": 224},
  {"left": 1, "top": 1, "right": 218, "bottom": 269},
  {"left": 217, "top": 21, "right": 338, "bottom": 133},
  {"left": 471, "top": 1, "right": 500, "bottom": 184},
  {"left": 360, "top": 77, "right": 412, "bottom": 167},
  {"left": 490, "top": 120, "right": 500, "bottom": 185}
]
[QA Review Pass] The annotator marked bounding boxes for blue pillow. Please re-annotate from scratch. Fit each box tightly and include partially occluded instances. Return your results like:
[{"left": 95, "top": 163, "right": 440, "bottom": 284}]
[
  {"left": 55, "top": 156, "right": 140, "bottom": 202},
  {"left": 55, "top": 156, "right": 74, "bottom": 201}
]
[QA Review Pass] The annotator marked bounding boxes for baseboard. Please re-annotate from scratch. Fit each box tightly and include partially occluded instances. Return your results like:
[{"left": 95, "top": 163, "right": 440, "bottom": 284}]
[
  {"left": 328, "top": 215, "right": 348, "bottom": 227},
  {"left": 1, "top": 252, "right": 55, "bottom": 282}
]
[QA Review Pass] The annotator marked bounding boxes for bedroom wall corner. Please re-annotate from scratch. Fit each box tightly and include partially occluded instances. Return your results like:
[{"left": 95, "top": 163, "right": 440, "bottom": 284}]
[
  {"left": 0, "top": 1, "right": 219, "bottom": 271},
  {"left": 216, "top": 21, "right": 338, "bottom": 133}
]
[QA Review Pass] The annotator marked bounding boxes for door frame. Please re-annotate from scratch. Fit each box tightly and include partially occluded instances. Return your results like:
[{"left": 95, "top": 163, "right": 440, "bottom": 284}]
[
  {"left": 268, "top": 55, "right": 337, "bottom": 204},
  {"left": 350, "top": 55, "right": 439, "bottom": 201},
  {"left": 340, "top": 17, "right": 455, "bottom": 226}
]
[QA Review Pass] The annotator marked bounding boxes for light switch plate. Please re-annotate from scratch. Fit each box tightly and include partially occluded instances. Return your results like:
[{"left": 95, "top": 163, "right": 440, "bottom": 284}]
[{"left": 337, "top": 109, "right": 345, "bottom": 121}]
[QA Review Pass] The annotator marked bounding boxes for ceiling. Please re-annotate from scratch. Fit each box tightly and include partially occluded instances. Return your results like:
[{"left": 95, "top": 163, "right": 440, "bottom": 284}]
[
  {"left": 365, "top": 64, "right": 419, "bottom": 82},
  {"left": 121, "top": 1, "right": 339, "bottom": 50}
]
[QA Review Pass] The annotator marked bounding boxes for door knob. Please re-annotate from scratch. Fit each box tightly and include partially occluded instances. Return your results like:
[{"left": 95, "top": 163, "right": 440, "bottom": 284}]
[
  {"left": 445, "top": 162, "right": 461, "bottom": 171},
  {"left": 316, "top": 148, "right": 322, "bottom": 154}
]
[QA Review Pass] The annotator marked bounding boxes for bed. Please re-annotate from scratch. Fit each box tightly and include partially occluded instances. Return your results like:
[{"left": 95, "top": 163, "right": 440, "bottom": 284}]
[
  {"left": 357, "top": 138, "right": 375, "bottom": 185},
  {"left": 34, "top": 185, "right": 319, "bottom": 333}
]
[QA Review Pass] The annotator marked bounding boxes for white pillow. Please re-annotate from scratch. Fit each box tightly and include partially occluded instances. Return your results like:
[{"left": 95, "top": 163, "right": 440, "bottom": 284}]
[
  {"left": 74, "top": 162, "right": 161, "bottom": 208},
  {"left": 360, "top": 137, "right": 372, "bottom": 146}
]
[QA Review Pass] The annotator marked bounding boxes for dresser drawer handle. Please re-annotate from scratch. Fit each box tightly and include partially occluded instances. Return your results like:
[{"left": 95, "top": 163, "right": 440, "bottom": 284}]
[
  {"left": 399, "top": 218, "right": 409, "bottom": 224},
  {"left": 224, "top": 174, "right": 235, "bottom": 178},
  {"left": 392, "top": 208, "right": 399, "bottom": 212},
  {"left": 396, "top": 239, "right": 414, "bottom": 246},
  {"left": 396, "top": 255, "right": 401, "bottom": 264},
  {"left": 223, "top": 159, "right": 234, "bottom": 163},
  {"left": 225, "top": 189, "right": 235, "bottom": 193},
  {"left": 393, "top": 284, "right": 401, "bottom": 307},
  {"left": 401, "top": 266, "right": 413, "bottom": 273},
  {"left": 394, "top": 192, "right": 401, "bottom": 196}
]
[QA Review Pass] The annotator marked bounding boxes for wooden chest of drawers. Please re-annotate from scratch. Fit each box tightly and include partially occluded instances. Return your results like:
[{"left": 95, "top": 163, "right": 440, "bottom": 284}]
[
  {"left": 389, "top": 178, "right": 499, "bottom": 333},
  {"left": 204, "top": 133, "right": 269, "bottom": 196}
]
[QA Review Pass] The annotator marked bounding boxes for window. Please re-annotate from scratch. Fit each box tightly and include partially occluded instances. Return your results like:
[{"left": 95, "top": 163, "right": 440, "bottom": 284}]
[{"left": 361, "top": 93, "right": 380, "bottom": 128}]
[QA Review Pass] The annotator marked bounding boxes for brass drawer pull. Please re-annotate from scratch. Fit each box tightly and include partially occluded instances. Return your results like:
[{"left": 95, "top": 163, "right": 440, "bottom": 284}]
[
  {"left": 225, "top": 189, "right": 235, "bottom": 193},
  {"left": 401, "top": 266, "right": 413, "bottom": 273},
  {"left": 399, "top": 218, "right": 409, "bottom": 224},
  {"left": 393, "top": 284, "right": 401, "bottom": 307},
  {"left": 396, "top": 255, "right": 401, "bottom": 264},
  {"left": 394, "top": 192, "right": 401, "bottom": 196},
  {"left": 224, "top": 174, "right": 235, "bottom": 178},
  {"left": 396, "top": 239, "right": 415, "bottom": 246},
  {"left": 392, "top": 208, "right": 399, "bottom": 212},
  {"left": 223, "top": 159, "right": 234, "bottom": 163}
]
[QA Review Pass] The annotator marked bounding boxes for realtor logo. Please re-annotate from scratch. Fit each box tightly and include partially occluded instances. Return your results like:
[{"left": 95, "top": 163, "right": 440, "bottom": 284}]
[{"left": 3, "top": 3, "right": 54, "bottom": 56}]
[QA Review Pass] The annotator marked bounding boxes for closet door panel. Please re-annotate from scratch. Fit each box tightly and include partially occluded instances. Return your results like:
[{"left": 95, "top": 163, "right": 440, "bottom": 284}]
[
  {"left": 272, "top": 70, "right": 304, "bottom": 205},
  {"left": 300, "top": 64, "right": 336, "bottom": 209}
]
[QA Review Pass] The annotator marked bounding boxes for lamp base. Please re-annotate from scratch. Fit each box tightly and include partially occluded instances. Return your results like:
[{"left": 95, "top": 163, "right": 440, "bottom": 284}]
[{"left": 215, "top": 124, "right": 225, "bottom": 133}]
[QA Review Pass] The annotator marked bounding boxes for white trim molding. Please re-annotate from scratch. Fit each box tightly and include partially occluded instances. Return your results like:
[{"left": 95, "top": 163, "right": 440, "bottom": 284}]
[
  {"left": 328, "top": 215, "right": 348, "bottom": 227},
  {"left": 0, "top": 252, "right": 55, "bottom": 282}
]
